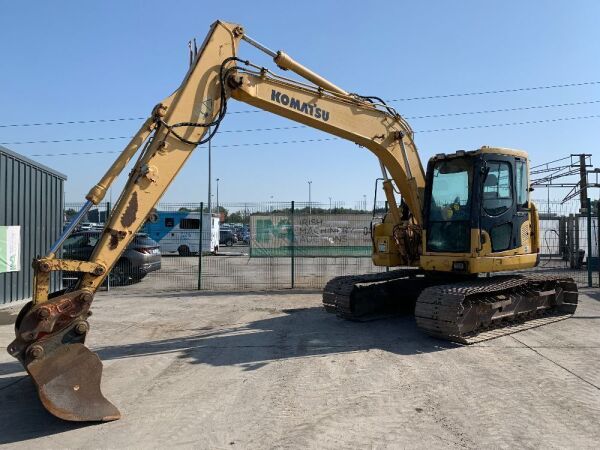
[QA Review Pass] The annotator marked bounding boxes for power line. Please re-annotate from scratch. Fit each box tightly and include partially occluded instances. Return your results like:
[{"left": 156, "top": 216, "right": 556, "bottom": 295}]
[
  {"left": 416, "top": 114, "right": 600, "bottom": 133},
  {"left": 217, "top": 125, "right": 305, "bottom": 133},
  {"left": 3, "top": 98, "right": 600, "bottom": 145},
  {"left": 1, "top": 128, "right": 308, "bottom": 145},
  {"left": 2, "top": 80, "right": 600, "bottom": 128},
  {"left": 25, "top": 113, "right": 600, "bottom": 157},
  {"left": 2, "top": 136, "right": 133, "bottom": 145},
  {"left": 387, "top": 80, "right": 600, "bottom": 102},
  {"left": 0, "top": 111, "right": 260, "bottom": 128},
  {"left": 0, "top": 117, "right": 147, "bottom": 129},
  {"left": 406, "top": 99, "right": 600, "bottom": 120},
  {"left": 27, "top": 138, "right": 338, "bottom": 156}
]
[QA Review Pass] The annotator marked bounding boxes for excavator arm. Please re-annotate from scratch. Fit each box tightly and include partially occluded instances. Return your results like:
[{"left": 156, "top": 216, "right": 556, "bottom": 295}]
[{"left": 8, "top": 20, "right": 426, "bottom": 421}]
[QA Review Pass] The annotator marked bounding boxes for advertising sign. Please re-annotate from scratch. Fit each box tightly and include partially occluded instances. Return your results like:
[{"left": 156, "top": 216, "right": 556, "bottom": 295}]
[
  {"left": 0, "top": 226, "right": 21, "bottom": 273},
  {"left": 250, "top": 214, "right": 372, "bottom": 257}
]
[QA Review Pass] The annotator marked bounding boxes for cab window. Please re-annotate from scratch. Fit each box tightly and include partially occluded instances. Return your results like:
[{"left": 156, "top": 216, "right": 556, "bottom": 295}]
[
  {"left": 483, "top": 161, "right": 513, "bottom": 216},
  {"left": 428, "top": 159, "right": 472, "bottom": 222},
  {"left": 515, "top": 160, "right": 528, "bottom": 208},
  {"left": 427, "top": 158, "right": 472, "bottom": 252}
]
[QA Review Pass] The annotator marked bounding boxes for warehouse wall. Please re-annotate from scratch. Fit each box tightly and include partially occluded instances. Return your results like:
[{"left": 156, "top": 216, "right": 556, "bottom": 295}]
[{"left": 0, "top": 146, "right": 66, "bottom": 305}]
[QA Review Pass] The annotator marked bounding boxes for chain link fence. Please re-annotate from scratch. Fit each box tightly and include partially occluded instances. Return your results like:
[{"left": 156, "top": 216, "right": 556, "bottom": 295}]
[
  {"left": 532, "top": 199, "right": 599, "bottom": 287},
  {"left": 192, "top": 201, "right": 385, "bottom": 291},
  {"left": 60, "top": 198, "right": 600, "bottom": 292}
]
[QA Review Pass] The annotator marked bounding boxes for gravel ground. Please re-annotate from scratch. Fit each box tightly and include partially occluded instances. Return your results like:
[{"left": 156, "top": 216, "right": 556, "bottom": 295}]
[{"left": 0, "top": 289, "right": 599, "bottom": 449}]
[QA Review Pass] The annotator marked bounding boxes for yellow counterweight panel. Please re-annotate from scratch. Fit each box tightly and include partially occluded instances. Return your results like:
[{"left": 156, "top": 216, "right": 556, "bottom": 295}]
[
  {"left": 420, "top": 225, "right": 539, "bottom": 273},
  {"left": 420, "top": 253, "right": 538, "bottom": 273}
]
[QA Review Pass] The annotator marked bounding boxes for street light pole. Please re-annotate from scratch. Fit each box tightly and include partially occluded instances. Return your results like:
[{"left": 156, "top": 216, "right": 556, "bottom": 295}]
[
  {"left": 216, "top": 178, "right": 220, "bottom": 219},
  {"left": 308, "top": 180, "right": 312, "bottom": 215},
  {"left": 207, "top": 126, "right": 212, "bottom": 216},
  {"left": 329, "top": 196, "right": 332, "bottom": 211}
]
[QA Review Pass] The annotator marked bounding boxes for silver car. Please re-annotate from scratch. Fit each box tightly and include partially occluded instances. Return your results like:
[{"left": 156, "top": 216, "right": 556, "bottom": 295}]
[{"left": 63, "top": 231, "right": 161, "bottom": 285}]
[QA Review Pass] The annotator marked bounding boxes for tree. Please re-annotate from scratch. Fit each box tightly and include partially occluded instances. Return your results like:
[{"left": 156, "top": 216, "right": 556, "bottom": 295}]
[{"left": 227, "top": 212, "right": 249, "bottom": 224}]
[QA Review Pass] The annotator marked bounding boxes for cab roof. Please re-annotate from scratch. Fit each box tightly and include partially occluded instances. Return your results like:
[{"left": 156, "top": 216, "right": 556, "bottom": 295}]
[{"left": 432, "top": 146, "right": 529, "bottom": 161}]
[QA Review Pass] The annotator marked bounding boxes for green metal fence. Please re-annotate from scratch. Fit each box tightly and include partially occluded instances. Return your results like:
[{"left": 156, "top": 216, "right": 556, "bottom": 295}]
[
  {"left": 61, "top": 198, "right": 599, "bottom": 292},
  {"left": 198, "top": 201, "right": 385, "bottom": 290}
]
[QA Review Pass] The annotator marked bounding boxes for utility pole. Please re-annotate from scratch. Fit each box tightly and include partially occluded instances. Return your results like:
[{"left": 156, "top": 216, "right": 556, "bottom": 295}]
[
  {"left": 329, "top": 197, "right": 332, "bottom": 211},
  {"left": 308, "top": 180, "right": 312, "bottom": 214},
  {"left": 579, "top": 154, "right": 589, "bottom": 213}
]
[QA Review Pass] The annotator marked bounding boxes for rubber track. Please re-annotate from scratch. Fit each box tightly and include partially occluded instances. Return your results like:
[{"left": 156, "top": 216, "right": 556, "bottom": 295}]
[
  {"left": 414, "top": 273, "right": 578, "bottom": 344},
  {"left": 322, "top": 269, "right": 422, "bottom": 319},
  {"left": 323, "top": 271, "right": 578, "bottom": 344}
]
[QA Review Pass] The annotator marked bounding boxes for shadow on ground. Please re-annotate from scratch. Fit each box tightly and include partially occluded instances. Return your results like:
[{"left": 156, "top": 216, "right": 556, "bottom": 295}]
[
  {"left": 0, "top": 376, "right": 91, "bottom": 444},
  {"left": 95, "top": 306, "right": 456, "bottom": 370},
  {"left": 0, "top": 306, "right": 455, "bottom": 442},
  {"left": 1, "top": 306, "right": 454, "bottom": 378},
  {"left": 584, "top": 289, "right": 600, "bottom": 302}
]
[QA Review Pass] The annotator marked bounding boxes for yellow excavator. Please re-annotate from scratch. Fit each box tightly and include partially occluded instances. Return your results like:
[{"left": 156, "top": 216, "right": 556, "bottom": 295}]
[{"left": 8, "top": 20, "right": 578, "bottom": 422}]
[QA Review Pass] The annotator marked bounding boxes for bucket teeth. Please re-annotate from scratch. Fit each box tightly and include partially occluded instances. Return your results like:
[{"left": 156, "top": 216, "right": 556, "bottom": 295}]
[{"left": 27, "top": 343, "right": 120, "bottom": 422}]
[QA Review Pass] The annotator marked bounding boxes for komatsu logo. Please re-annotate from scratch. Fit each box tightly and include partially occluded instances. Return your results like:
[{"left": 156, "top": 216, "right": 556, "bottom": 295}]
[{"left": 271, "top": 90, "right": 330, "bottom": 122}]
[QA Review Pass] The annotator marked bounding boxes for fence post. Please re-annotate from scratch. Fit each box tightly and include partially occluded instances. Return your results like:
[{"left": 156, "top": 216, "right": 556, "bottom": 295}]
[
  {"left": 567, "top": 214, "right": 574, "bottom": 268},
  {"left": 291, "top": 200, "right": 295, "bottom": 289},
  {"left": 559, "top": 217, "right": 567, "bottom": 260},
  {"left": 574, "top": 213, "right": 580, "bottom": 268},
  {"left": 587, "top": 198, "right": 592, "bottom": 287},
  {"left": 597, "top": 200, "right": 600, "bottom": 286},
  {"left": 197, "top": 201, "right": 203, "bottom": 290},
  {"left": 106, "top": 202, "right": 111, "bottom": 291}
]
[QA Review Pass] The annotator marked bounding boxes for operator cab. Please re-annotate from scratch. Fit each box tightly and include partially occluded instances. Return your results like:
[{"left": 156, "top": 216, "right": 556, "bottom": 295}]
[{"left": 421, "top": 146, "right": 536, "bottom": 273}]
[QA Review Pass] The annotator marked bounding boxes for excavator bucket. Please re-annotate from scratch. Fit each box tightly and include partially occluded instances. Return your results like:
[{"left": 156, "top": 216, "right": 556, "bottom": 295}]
[{"left": 26, "top": 343, "right": 120, "bottom": 422}]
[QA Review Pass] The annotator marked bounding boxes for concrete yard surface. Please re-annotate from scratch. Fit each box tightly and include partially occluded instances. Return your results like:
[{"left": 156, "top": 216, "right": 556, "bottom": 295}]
[{"left": 1, "top": 289, "right": 599, "bottom": 449}]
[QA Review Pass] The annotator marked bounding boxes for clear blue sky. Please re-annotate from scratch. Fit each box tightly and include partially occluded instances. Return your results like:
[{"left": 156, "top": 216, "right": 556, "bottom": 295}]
[{"left": 1, "top": 1, "right": 599, "bottom": 206}]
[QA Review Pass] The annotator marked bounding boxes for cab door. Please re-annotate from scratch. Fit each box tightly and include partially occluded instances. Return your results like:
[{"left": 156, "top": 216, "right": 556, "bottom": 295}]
[{"left": 479, "top": 155, "right": 528, "bottom": 253}]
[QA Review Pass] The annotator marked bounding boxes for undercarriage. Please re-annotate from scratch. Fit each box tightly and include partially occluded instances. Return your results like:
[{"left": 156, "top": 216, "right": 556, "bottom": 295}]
[{"left": 323, "top": 271, "right": 578, "bottom": 343}]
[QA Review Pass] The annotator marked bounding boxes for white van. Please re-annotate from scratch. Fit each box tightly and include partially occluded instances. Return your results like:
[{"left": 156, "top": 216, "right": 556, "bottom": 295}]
[{"left": 143, "top": 211, "right": 219, "bottom": 256}]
